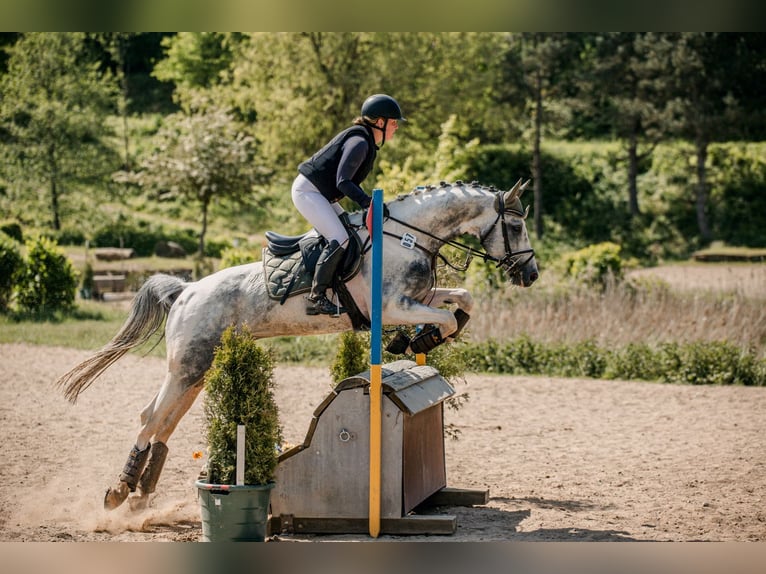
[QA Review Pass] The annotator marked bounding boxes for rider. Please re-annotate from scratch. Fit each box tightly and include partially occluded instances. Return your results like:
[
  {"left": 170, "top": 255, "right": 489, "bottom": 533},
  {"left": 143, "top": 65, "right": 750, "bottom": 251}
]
[{"left": 292, "top": 93, "right": 405, "bottom": 316}]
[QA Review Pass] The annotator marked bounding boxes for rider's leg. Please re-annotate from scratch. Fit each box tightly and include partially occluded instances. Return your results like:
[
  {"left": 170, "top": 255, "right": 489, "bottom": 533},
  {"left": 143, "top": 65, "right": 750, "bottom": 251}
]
[
  {"left": 292, "top": 175, "right": 349, "bottom": 315},
  {"left": 307, "top": 239, "right": 347, "bottom": 315}
]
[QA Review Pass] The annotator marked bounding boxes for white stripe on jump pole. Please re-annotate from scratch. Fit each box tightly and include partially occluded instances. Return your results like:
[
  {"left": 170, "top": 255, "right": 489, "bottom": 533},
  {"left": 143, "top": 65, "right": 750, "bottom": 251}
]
[
  {"left": 236, "top": 424, "right": 245, "bottom": 485},
  {"left": 369, "top": 188, "right": 384, "bottom": 538}
]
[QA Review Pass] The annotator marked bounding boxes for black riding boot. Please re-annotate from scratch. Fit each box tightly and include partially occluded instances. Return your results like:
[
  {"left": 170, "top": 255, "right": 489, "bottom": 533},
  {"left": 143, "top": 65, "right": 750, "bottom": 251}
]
[{"left": 307, "top": 240, "right": 347, "bottom": 316}]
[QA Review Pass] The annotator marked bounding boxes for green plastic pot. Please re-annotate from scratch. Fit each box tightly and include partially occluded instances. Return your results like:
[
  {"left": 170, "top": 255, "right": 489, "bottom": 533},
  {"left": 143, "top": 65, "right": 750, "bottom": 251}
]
[{"left": 196, "top": 481, "right": 275, "bottom": 542}]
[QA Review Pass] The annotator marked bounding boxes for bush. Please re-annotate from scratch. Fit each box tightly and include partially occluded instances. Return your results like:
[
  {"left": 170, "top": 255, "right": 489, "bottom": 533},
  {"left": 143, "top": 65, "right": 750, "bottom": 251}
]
[
  {"left": 657, "top": 341, "right": 763, "bottom": 386},
  {"left": 54, "top": 226, "right": 86, "bottom": 246},
  {"left": 219, "top": 246, "right": 260, "bottom": 269},
  {"left": 560, "top": 242, "right": 624, "bottom": 288},
  {"left": 203, "top": 326, "right": 282, "bottom": 485},
  {"left": 15, "top": 236, "right": 78, "bottom": 315},
  {"left": 330, "top": 331, "right": 371, "bottom": 384},
  {"left": 0, "top": 231, "right": 23, "bottom": 312},
  {"left": 0, "top": 220, "right": 23, "bottom": 243},
  {"left": 604, "top": 343, "right": 662, "bottom": 381}
]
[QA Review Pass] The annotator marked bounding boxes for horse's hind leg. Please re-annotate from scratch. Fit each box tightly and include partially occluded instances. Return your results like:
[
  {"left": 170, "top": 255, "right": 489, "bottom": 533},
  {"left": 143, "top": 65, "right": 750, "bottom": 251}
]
[
  {"left": 127, "top": 441, "right": 170, "bottom": 511},
  {"left": 104, "top": 376, "right": 203, "bottom": 511}
]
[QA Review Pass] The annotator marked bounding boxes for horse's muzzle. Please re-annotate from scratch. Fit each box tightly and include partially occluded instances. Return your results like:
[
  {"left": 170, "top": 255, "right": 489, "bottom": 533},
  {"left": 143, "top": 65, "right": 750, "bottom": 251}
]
[{"left": 505, "top": 254, "right": 538, "bottom": 287}]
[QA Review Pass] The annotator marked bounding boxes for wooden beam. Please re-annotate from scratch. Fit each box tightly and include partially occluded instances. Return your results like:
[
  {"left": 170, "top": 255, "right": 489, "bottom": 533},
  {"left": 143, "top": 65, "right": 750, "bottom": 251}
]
[
  {"left": 417, "top": 486, "right": 490, "bottom": 508},
  {"left": 270, "top": 514, "right": 457, "bottom": 536}
]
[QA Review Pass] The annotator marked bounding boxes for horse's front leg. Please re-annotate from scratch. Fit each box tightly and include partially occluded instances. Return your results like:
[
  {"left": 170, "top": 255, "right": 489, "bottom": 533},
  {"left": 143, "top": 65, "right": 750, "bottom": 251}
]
[
  {"left": 382, "top": 296, "right": 464, "bottom": 355},
  {"left": 428, "top": 287, "right": 474, "bottom": 315},
  {"left": 428, "top": 287, "right": 473, "bottom": 341},
  {"left": 384, "top": 296, "right": 459, "bottom": 338}
]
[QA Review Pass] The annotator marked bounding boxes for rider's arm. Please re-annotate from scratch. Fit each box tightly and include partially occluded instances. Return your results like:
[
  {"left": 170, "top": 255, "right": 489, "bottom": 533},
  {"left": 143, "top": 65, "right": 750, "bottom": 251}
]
[{"left": 336, "top": 136, "right": 372, "bottom": 209}]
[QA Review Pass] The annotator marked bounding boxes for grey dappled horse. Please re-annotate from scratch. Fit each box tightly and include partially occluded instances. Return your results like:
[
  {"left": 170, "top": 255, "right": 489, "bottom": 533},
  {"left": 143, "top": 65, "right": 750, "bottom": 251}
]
[{"left": 55, "top": 179, "right": 538, "bottom": 511}]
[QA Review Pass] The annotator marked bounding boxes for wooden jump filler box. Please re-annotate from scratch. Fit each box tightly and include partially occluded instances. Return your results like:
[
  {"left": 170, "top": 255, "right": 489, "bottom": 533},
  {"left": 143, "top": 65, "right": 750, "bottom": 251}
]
[{"left": 270, "top": 359, "right": 488, "bottom": 536}]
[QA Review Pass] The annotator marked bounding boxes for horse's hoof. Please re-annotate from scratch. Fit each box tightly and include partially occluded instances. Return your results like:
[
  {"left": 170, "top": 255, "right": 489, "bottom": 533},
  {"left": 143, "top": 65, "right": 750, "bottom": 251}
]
[
  {"left": 104, "top": 481, "right": 130, "bottom": 510},
  {"left": 385, "top": 331, "right": 411, "bottom": 355},
  {"left": 128, "top": 493, "right": 150, "bottom": 512}
]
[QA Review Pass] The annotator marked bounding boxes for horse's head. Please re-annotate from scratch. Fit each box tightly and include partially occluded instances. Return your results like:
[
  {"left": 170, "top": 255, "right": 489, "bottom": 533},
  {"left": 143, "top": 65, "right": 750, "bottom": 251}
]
[{"left": 483, "top": 179, "right": 539, "bottom": 287}]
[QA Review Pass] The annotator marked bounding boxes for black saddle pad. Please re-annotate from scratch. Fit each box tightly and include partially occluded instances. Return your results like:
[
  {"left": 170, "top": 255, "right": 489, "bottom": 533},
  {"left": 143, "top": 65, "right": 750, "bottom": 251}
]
[{"left": 262, "top": 231, "right": 364, "bottom": 302}]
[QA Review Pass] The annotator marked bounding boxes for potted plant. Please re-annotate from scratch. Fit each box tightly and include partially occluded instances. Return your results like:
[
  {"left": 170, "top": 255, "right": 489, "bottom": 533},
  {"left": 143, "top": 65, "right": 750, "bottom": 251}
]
[{"left": 196, "top": 325, "right": 283, "bottom": 542}]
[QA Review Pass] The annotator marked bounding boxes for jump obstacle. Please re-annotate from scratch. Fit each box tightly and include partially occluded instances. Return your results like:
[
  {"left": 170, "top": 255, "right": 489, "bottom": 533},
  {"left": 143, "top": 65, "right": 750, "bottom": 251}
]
[{"left": 269, "top": 190, "right": 488, "bottom": 537}]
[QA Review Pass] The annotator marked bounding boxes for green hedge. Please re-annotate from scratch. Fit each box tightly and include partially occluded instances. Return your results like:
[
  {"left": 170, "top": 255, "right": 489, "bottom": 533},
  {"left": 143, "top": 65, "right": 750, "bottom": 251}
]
[
  {"left": 268, "top": 331, "right": 765, "bottom": 386},
  {"left": 458, "top": 337, "right": 766, "bottom": 386},
  {"left": 0, "top": 231, "right": 23, "bottom": 312},
  {"left": 74, "top": 219, "right": 232, "bottom": 258}
]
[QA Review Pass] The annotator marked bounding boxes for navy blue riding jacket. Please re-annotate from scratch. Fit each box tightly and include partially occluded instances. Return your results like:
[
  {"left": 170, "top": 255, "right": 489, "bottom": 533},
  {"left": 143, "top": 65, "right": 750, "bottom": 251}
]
[{"left": 298, "top": 124, "right": 378, "bottom": 209}]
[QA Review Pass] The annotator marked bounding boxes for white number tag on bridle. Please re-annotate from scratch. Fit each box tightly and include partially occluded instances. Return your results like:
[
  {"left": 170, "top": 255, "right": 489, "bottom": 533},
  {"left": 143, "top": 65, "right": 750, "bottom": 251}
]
[{"left": 400, "top": 232, "right": 417, "bottom": 250}]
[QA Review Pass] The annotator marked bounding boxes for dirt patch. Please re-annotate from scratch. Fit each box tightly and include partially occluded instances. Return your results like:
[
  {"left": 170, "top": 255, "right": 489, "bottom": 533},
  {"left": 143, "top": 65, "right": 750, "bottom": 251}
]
[{"left": 1, "top": 342, "right": 764, "bottom": 542}]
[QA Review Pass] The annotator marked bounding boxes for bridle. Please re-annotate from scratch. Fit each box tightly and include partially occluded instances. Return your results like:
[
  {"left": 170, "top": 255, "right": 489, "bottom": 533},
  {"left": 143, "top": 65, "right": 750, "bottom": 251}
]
[
  {"left": 482, "top": 188, "right": 536, "bottom": 277},
  {"left": 369, "top": 188, "right": 535, "bottom": 278}
]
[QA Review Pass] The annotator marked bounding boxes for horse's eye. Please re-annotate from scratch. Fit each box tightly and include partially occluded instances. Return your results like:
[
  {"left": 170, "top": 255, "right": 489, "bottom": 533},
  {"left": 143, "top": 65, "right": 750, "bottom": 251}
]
[{"left": 510, "top": 223, "right": 523, "bottom": 234}]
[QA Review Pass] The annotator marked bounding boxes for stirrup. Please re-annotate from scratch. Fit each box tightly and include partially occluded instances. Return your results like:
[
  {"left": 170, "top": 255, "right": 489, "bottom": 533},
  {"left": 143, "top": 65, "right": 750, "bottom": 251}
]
[{"left": 306, "top": 294, "right": 346, "bottom": 316}]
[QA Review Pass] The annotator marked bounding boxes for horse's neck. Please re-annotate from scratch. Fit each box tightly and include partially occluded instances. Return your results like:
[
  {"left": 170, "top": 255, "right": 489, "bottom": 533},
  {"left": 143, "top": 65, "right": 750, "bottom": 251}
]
[{"left": 396, "top": 186, "right": 492, "bottom": 242}]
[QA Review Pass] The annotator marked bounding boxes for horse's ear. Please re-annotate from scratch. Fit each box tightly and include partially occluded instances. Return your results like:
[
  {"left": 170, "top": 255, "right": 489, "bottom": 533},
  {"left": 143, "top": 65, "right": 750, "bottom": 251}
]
[
  {"left": 523, "top": 204, "right": 530, "bottom": 219},
  {"left": 519, "top": 179, "right": 531, "bottom": 199},
  {"left": 507, "top": 178, "right": 523, "bottom": 202}
]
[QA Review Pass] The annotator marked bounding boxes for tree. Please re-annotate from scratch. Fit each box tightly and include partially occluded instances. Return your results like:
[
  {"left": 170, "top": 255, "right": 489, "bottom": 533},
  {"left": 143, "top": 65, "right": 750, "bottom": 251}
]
[
  {"left": 512, "top": 33, "right": 582, "bottom": 239},
  {"left": 227, "top": 33, "right": 377, "bottom": 176},
  {"left": 575, "top": 33, "right": 673, "bottom": 218},
  {"left": 93, "top": 32, "right": 137, "bottom": 170},
  {"left": 661, "top": 33, "right": 766, "bottom": 243},
  {"left": 0, "top": 33, "right": 117, "bottom": 231},
  {"left": 152, "top": 32, "right": 238, "bottom": 97},
  {"left": 115, "top": 103, "right": 267, "bottom": 256},
  {"left": 373, "top": 33, "right": 520, "bottom": 145},
  {"left": 226, "top": 33, "right": 518, "bottom": 188},
  {"left": 0, "top": 33, "right": 20, "bottom": 74}
]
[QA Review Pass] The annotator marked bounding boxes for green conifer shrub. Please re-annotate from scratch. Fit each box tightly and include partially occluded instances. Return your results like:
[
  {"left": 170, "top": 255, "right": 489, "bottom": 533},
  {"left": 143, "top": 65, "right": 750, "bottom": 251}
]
[{"left": 203, "top": 325, "right": 282, "bottom": 485}]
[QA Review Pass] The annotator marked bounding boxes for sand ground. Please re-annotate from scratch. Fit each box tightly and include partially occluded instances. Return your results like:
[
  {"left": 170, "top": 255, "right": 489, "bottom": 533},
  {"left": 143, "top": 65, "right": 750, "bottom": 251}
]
[{"left": 1, "top": 342, "right": 764, "bottom": 542}]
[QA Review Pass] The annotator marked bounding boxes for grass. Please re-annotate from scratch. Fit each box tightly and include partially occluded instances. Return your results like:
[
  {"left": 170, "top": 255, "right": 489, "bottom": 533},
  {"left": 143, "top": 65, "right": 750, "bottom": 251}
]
[
  {"left": 0, "top": 299, "right": 334, "bottom": 364},
  {"left": 0, "top": 300, "right": 166, "bottom": 357},
  {"left": 467, "top": 263, "right": 766, "bottom": 359}
]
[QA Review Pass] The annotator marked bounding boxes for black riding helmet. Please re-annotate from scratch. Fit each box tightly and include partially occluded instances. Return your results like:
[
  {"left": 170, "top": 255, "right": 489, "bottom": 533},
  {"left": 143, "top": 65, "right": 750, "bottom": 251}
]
[
  {"left": 361, "top": 94, "right": 407, "bottom": 122},
  {"left": 361, "top": 94, "right": 406, "bottom": 146}
]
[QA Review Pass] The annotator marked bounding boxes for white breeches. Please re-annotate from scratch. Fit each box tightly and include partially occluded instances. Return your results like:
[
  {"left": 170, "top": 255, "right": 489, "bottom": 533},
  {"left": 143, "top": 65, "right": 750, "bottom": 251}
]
[{"left": 291, "top": 174, "right": 349, "bottom": 247}]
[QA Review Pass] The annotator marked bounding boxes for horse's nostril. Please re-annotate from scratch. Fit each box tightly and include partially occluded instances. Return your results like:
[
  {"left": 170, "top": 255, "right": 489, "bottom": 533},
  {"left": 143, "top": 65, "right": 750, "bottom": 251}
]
[{"left": 530, "top": 272, "right": 539, "bottom": 283}]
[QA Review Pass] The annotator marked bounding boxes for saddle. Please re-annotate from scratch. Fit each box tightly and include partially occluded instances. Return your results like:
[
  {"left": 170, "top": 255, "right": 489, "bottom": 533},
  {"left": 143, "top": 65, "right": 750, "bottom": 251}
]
[{"left": 262, "top": 215, "right": 368, "bottom": 328}]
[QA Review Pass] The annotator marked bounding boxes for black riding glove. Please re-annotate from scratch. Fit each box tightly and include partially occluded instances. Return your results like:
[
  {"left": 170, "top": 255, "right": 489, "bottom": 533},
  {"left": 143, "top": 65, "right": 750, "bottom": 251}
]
[{"left": 363, "top": 202, "right": 390, "bottom": 222}]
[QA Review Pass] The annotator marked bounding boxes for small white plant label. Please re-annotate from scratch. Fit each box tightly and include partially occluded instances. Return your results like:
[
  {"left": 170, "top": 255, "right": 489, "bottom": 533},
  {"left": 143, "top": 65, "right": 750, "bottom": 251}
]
[{"left": 400, "top": 232, "right": 417, "bottom": 250}]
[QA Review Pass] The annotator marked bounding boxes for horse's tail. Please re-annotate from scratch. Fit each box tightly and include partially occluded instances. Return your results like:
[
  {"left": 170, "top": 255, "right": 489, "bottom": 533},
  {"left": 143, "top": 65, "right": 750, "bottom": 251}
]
[{"left": 55, "top": 274, "right": 188, "bottom": 404}]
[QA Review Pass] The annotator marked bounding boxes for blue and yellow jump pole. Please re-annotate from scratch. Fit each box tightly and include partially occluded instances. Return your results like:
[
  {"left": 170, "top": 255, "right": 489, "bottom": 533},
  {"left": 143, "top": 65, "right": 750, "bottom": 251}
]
[{"left": 368, "top": 188, "right": 384, "bottom": 537}]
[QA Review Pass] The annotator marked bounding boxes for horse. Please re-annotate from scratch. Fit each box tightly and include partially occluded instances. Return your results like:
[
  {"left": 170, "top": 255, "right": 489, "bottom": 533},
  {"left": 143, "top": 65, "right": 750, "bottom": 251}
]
[{"left": 54, "top": 178, "right": 539, "bottom": 511}]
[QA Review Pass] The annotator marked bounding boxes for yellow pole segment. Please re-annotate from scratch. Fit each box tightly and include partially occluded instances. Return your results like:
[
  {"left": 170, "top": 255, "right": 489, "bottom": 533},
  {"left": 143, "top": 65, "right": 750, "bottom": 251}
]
[
  {"left": 368, "top": 363, "right": 382, "bottom": 537},
  {"left": 416, "top": 353, "right": 427, "bottom": 366}
]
